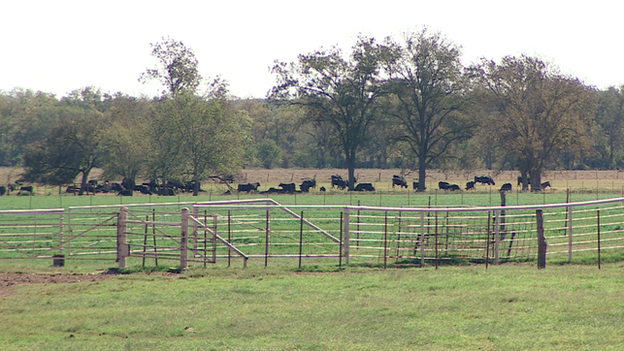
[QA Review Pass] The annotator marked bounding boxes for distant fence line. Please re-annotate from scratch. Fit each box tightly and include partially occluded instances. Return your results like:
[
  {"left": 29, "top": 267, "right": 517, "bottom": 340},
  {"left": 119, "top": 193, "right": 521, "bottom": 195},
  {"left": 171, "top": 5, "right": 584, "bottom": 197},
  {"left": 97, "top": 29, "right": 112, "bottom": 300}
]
[{"left": 1, "top": 197, "right": 624, "bottom": 270}]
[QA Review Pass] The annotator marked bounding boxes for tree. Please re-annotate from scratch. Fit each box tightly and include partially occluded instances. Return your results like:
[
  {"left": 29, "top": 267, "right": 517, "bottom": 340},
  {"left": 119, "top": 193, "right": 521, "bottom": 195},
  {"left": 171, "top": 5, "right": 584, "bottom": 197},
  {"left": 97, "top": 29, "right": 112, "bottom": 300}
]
[
  {"left": 472, "top": 55, "right": 593, "bottom": 191},
  {"left": 595, "top": 86, "right": 624, "bottom": 168},
  {"left": 380, "top": 29, "right": 471, "bottom": 191},
  {"left": 21, "top": 106, "right": 104, "bottom": 193},
  {"left": 139, "top": 37, "right": 202, "bottom": 97},
  {"left": 270, "top": 36, "right": 384, "bottom": 190},
  {"left": 257, "top": 139, "right": 282, "bottom": 169}
]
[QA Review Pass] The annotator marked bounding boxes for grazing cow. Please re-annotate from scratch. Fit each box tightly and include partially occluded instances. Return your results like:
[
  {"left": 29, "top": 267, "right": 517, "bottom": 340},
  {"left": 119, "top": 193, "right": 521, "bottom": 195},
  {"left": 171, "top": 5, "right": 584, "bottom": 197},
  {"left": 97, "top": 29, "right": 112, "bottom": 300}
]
[
  {"left": 466, "top": 181, "right": 476, "bottom": 190},
  {"left": 438, "top": 181, "right": 450, "bottom": 190},
  {"left": 500, "top": 183, "right": 512, "bottom": 192},
  {"left": 117, "top": 189, "right": 133, "bottom": 196},
  {"left": 238, "top": 182, "right": 260, "bottom": 192},
  {"left": 353, "top": 183, "right": 375, "bottom": 192},
  {"left": 185, "top": 180, "right": 202, "bottom": 193},
  {"left": 138, "top": 185, "right": 153, "bottom": 195},
  {"left": 448, "top": 184, "right": 461, "bottom": 191},
  {"left": 413, "top": 182, "right": 426, "bottom": 191},
  {"left": 279, "top": 183, "right": 296, "bottom": 193},
  {"left": 320, "top": 186, "right": 326, "bottom": 192},
  {"left": 20, "top": 186, "right": 33, "bottom": 194},
  {"left": 392, "top": 175, "right": 408, "bottom": 188},
  {"left": 167, "top": 179, "right": 185, "bottom": 191},
  {"left": 0, "top": 186, "right": 5, "bottom": 196},
  {"left": 541, "top": 181, "right": 551, "bottom": 189},
  {"left": 300, "top": 179, "right": 316, "bottom": 192},
  {"left": 111, "top": 182, "right": 124, "bottom": 192},
  {"left": 66, "top": 185, "right": 79, "bottom": 194},
  {"left": 331, "top": 175, "right": 347, "bottom": 190},
  {"left": 474, "top": 176, "right": 495, "bottom": 186},
  {"left": 517, "top": 176, "right": 531, "bottom": 186}
]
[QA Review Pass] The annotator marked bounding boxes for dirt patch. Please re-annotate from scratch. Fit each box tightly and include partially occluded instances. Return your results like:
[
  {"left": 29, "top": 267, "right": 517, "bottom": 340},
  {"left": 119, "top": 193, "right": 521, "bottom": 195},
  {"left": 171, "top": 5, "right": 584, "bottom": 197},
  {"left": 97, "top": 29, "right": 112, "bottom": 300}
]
[{"left": 0, "top": 272, "right": 112, "bottom": 298}]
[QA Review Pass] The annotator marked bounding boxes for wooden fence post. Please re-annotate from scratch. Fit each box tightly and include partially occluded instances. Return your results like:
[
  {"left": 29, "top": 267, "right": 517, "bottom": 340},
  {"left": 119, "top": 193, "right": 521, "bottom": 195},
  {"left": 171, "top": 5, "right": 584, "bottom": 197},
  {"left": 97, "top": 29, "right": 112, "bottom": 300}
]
[
  {"left": 536, "top": 209, "right": 547, "bottom": 269},
  {"left": 180, "top": 208, "right": 189, "bottom": 269},
  {"left": 117, "top": 207, "right": 128, "bottom": 269},
  {"left": 420, "top": 211, "right": 425, "bottom": 266},
  {"left": 192, "top": 206, "right": 198, "bottom": 256},
  {"left": 568, "top": 205, "right": 573, "bottom": 263},
  {"left": 344, "top": 207, "right": 350, "bottom": 265}
]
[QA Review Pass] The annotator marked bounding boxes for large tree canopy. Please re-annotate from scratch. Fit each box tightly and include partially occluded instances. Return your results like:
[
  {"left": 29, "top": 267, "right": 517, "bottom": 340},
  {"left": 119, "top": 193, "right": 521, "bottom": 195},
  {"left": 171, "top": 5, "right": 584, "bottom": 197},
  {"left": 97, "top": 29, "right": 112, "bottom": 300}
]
[
  {"left": 381, "top": 29, "right": 471, "bottom": 191},
  {"left": 270, "top": 36, "right": 384, "bottom": 190},
  {"left": 472, "top": 55, "right": 594, "bottom": 191}
]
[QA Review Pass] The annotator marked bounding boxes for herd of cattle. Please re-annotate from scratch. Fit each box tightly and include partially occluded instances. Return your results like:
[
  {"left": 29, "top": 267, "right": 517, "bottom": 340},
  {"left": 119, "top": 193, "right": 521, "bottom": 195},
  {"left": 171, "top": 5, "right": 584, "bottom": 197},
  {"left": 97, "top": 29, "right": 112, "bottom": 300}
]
[{"left": 0, "top": 174, "right": 553, "bottom": 197}]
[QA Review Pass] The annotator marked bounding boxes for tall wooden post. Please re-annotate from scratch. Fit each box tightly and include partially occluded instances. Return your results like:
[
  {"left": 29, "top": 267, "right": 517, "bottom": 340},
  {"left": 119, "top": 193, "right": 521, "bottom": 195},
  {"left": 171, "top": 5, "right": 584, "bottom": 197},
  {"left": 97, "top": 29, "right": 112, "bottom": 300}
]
[
  {"left": 420, "top": 211, "right": 425, "bottom": 266},
  {"left": 344, "top": 207, "right": 350, "bottom": 265},
  {"left": 180, "top": 208, "right": 189, "bottom": 269},
  {"left": 536, "top": 209, "right": 547, "bottom": 269},
  {"left": 192, "top": 206, "right": 198, "bottom": 256},
  {"left": 117, "top": 207, "right": 128, "bottom": 268},
  {"left": 568, "top": 205, "right": 573, "bottom": 263},
  {"left": 494, "top": 210, "right": 500, "bottom": 265}
]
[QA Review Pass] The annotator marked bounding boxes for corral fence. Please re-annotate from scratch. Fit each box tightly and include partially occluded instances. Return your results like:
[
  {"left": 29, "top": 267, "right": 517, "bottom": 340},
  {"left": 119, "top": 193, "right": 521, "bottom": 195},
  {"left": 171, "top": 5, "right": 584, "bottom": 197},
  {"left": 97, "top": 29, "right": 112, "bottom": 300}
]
[{"left": 1, "top": 197, "right": 624, "bottom": 269}]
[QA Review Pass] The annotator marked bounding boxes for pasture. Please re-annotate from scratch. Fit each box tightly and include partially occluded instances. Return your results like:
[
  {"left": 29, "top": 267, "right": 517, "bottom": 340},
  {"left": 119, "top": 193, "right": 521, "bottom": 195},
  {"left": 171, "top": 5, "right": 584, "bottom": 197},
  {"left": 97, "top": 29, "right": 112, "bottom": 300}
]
[
  {"left": 2, "top": 264, "right": 624, "bottom": 350},
  {"left": 2, "top": 169, "right": 624, "bottom": 350}
]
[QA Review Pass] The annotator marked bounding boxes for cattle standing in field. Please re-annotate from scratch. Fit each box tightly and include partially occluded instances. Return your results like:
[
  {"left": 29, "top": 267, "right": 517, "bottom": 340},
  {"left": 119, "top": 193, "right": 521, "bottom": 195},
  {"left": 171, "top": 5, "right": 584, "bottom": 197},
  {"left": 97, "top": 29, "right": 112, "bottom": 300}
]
[
  {"left": 439, "top": 181, "right": 450, "bottom": 190},
  {"left": 500, "top": 183, "right": 512, "bottom": 192},
  {"left": 392, "top": 175, "right": 408, "bottom": 188},
  {"left": 320, "top": 186, "right": 326, "bottom": 192},
  {"left": 466, "top": 181, "right": 475, "bottom": 190},
  {"left": 541, "top": 181, "right": 551, "bottom": 189},
  {"left": 331, "top": 175, "right": 347, "bottom": 190},
  {"left": 448, "top": 184, "right": 461, "bottom": 191},
  {"left": 19, "top": 186, "right": 33, "bottom": 195},
  {"left": 279, "top": 183, "right": 296, "bottom": 193},
  {"left": 238, "top": 182, "right": 260, "bottom": 192},
  {"left": 117, "top": 189, "right": 133, "bottom": 196},
  {"left": 474, "top": 176, "right": 495, "bottom": 186},
  {"left": 517, "top": 176, "right": 531, "bottom": 186},
  {"left": 0, "top": 186, "right": 5, "bottom": 196},
  {"left": 138, "top": 185, "right": 153, "bottom": 195},
  {"left": 300, "top": 179, "right": 316, "bottom": 192},
  {"left": 413, "top": 182, "right": 426, "bottom": 191},
  {"left": 353, "top": 183, "right": 375, "bottom": 192}
]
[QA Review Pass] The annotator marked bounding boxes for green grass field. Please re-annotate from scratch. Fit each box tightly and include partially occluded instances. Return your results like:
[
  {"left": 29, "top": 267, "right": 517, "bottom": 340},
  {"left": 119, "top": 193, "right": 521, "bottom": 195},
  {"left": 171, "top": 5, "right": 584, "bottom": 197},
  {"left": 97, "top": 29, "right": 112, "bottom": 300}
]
[{"left": 2, "top": 264, "right": 624, "bottom": 350}]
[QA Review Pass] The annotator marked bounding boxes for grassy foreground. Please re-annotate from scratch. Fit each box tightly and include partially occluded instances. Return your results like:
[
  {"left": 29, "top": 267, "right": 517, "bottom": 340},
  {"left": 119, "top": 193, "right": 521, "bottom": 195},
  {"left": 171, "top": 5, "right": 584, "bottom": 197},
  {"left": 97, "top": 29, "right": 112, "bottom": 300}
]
[{"left": 2, "top": 263, "right": 624, "bottom": 350}]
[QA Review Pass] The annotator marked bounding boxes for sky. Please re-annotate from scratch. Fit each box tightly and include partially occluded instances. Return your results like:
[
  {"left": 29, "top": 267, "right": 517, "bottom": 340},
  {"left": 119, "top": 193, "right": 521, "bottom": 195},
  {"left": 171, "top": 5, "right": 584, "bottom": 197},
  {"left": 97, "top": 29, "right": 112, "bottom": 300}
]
[{"left": 2, "top": 0, "right": 623, "bottom": 99}]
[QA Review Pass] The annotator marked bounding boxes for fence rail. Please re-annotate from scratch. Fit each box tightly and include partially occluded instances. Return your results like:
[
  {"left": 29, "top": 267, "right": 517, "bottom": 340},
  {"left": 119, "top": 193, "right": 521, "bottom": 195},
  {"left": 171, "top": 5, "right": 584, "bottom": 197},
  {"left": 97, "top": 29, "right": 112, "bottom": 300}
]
[{"left": 1, "top": 197, "right": 623, "bottom": 269}]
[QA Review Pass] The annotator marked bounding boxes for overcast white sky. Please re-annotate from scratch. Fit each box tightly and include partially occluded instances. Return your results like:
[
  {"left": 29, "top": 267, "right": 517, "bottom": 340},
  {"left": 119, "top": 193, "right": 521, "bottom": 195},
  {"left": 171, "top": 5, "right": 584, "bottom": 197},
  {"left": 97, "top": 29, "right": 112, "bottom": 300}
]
[{"left": 2, "top": 0, "right": 622, "bottom": 99}]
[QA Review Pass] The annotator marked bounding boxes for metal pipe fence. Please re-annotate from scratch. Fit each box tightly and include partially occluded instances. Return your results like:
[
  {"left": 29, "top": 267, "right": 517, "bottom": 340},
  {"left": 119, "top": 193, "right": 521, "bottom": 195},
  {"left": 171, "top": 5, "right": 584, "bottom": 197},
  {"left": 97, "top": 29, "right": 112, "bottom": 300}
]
[{"left": 1, "top": 197, "right": 624, "bottom": 269}]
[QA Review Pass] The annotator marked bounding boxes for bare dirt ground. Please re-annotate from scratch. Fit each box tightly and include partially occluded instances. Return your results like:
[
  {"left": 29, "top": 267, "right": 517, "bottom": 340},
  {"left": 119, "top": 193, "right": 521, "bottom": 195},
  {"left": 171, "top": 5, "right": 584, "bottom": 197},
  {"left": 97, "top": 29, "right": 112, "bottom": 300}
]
[{"left": 0, "top": 272, "right": 113, "bottom": 298}]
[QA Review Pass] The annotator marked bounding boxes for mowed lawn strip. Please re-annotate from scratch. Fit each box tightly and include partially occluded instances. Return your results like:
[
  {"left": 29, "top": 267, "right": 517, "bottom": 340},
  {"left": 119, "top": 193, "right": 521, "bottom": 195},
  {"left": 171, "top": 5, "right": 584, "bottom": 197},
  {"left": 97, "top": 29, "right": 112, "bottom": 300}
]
[{"left": 1, "top": 264, "right": 624, "bottom": 351}]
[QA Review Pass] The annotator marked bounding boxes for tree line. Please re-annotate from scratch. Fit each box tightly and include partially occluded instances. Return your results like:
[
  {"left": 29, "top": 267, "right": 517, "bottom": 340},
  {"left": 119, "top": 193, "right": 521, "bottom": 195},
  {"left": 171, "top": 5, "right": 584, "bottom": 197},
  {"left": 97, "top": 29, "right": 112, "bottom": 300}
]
[{"left": 1, "top": 30, "right": 623, "bottom": 193}]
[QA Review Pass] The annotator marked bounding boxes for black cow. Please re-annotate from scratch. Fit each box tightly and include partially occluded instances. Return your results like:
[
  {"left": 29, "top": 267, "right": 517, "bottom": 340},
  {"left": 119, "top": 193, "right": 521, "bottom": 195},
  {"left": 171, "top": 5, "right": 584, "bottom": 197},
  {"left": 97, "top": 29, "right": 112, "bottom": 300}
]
[
  {"left": 474, "top": 176, "right": 495, "bottom": 185},
  {"left": 167, "top": 179, "right": 185, "bottom": 191},
  {"left": 0, "top": 186, "right": 5, "bottom": 196},
  {"left": 412, "top": 182, "right": 427, "bottom": 191},
  {"left": 66, "top": 186, "right": 79, "bottom": 194},
  {"left": 392, "top": 175, "right": 408, "bottom": 188},
  {"left": 111, "top": 183, "right": 124, "bottom": 192},
  {"left": 466, "top": 181, "right": 476, "bottom": 190},
  {"left": 279, "top": 183, "right": 296, "bottom": 193},
  {"left": 238, "top": 183, "right": 260, "bottom": 192},
  {"left": 517, "top": 176, "right": 531, "bottom": 186},
  {"left": 320, "top": 186, "right": 326, "bottom": 192},
  {"left": 117, "top": 189, "right": 133, "bottom": 196},
  {"left": 353, "top": 183, "right": 375, "bottom": 192},
  {"left": 331, "top": 175, "right": 347, "bottom": 190},
  {"left": 138, "top": 185, "right": 153, "bottom": 195},
  {"left": 439, "top": 181, "right": 450, "bottom": 190},
  {"left": 500, "top": 183, "right": 512, "bottom": 192},
  {"left": 541, "top": 181, "right": 551, "bottom": 189},
  {"left": 300, "top": 179, "right": 316, "bottom": 192},
  {"left": 448, "top": 184, "right": 461, "bottom": 191},
  {"left": 20, "top": 186, "right": 33, "bottom": 194}
]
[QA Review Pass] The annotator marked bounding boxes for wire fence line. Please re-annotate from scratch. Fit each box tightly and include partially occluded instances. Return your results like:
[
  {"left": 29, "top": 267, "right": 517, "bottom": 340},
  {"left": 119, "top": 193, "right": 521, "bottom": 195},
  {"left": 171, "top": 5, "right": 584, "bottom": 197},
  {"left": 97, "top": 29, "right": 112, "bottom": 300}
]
[{"left": 1, "top": 197, "right": 623, "bottom": 269}]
